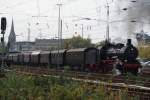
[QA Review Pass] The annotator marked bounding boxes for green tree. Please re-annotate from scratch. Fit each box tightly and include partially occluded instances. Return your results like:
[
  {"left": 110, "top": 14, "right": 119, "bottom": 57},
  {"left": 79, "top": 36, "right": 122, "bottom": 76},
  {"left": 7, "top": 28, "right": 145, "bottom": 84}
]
[
  {"left": 63, "top": 36, "right": 94, "bottom": 49},
  {"left": 95, "top": 40, "right": 106, "bottom": 48},
  {"left": 0, "top": 42, "right": 8, "bottom": 53}
]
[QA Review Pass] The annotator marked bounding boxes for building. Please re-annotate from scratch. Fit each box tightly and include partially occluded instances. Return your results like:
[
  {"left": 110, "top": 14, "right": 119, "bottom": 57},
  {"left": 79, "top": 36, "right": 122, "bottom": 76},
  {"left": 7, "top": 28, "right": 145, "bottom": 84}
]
[
  {"left": 15, "top": 39, "right": 64, "bottom": 51},
  {"left": 34, "top": 39, "right": 64, "bottom": 51},
  {"left": 136, "top": 30, "right": 150, "bottom": 45},
  {"left": 15, "top": 41, "right": 35, "bottom": 51},
  {"left": 7, "top": 20, "right": 65, "bottom": 52},
  {"left": 8, "top": 20, "right": 16, "bottom": 52}
]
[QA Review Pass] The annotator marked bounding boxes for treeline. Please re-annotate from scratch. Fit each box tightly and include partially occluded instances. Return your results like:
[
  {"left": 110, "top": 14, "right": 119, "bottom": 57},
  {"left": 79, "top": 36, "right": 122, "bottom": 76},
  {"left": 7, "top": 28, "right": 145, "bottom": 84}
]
[{"left": 63, "top": 36, "right": 94, "bottom": 49}]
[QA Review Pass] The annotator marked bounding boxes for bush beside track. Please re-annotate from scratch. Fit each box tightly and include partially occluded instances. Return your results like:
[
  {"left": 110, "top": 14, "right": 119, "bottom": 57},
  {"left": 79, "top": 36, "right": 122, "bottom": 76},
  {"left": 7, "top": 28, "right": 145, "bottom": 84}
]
[
  {"left": 0, "top": 72, "right": 150, "bottom": 100},
  {"left": 8, "top": 65, "right": 150, "bottom": 87}
]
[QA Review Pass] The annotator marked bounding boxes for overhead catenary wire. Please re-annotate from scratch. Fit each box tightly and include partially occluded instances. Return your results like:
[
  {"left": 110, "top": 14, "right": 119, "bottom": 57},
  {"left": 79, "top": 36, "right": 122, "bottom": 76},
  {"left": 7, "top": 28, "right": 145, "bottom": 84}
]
[
  {"left": 0, "top": 0, "right": 31, "bottom": 10},
  {"left": 3, "top": 0, "right": 140, "bottom": 43}
]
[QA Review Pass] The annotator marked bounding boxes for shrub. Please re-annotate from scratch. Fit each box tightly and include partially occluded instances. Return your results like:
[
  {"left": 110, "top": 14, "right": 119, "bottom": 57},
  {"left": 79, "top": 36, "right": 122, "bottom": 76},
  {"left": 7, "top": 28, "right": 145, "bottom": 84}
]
[
  {"left": 0, "top": 72, "right": 141, "bottom": 100},
  {"left": 138, "top": 46, "right": 150, "bottom": 59}
]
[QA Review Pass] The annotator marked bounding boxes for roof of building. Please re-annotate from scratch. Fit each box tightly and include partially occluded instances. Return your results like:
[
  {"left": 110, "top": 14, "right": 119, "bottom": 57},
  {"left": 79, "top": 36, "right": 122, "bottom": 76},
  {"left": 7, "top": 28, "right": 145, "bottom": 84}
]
[{"left": 8, "top": 19, "right": 16, "bottom": 43}]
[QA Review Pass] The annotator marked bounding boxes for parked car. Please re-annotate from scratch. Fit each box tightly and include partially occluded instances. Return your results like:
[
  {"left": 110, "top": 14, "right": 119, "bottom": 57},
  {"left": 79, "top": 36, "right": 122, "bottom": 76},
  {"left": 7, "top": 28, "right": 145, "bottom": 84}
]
[
  {"left": 143, "top": 61, "right": 150, "bottom": 67},
  {"left": 137, "top": 58, "right": 150, "bottom": 67},
  {"left": 140, "top": 61, "right": 150, "bottom": 74}
]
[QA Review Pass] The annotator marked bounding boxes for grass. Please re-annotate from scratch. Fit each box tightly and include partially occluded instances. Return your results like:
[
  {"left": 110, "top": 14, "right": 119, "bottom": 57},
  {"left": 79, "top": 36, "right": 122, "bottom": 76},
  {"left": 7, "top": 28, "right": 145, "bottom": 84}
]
[{"left": 0, "top": 72, "right": 143, "bottom": 100}]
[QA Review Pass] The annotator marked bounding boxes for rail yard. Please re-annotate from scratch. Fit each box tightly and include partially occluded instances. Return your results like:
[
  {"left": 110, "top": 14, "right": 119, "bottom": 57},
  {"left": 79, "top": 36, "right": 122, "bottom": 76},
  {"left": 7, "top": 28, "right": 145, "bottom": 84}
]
[
  {"left": 0, "top": 0, "right": 150, "bottom": 99},
  {"left": 5, "top": 65, "right": 150, "bottom": 99},
  {"left": 1, "top": 38, "right": 149, "bottom": 99}
]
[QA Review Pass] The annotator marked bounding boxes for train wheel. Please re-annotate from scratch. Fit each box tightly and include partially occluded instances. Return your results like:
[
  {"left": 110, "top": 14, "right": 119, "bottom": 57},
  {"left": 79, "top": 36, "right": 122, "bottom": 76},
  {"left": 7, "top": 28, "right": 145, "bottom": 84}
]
[
  {"left": 85, "top": 68, "right": 90, "bottom": 72},
  {"left": 80, "top": 66, "right": 85, "bottom": 72},
  {"left": 134, "top": 69, "right": 138, "bottom": 75},
  {"left": 129, "top": 69, "right": 138, "bottom": 75},
  {"left": 138, "top": 68, "right": 141, "bottom": 74}
]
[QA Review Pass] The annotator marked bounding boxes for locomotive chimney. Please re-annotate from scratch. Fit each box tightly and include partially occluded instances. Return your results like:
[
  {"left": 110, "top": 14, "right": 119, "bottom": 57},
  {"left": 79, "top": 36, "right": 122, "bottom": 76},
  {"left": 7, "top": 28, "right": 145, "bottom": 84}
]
[{"left": 127, "top": 39, "right": 132, "bottom": 46}]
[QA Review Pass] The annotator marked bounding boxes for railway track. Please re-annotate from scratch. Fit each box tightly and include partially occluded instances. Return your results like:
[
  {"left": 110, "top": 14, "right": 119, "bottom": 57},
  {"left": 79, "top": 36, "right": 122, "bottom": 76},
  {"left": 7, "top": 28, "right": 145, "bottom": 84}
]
[
  {"left": 7, "top": 65, "right": 150, "bottom": 86},
  {"left": 8, "top": 65, "right": 112, "bottom": 80},
  {"left": 6, "top": 65, "right": 150, "bottom": 99}
]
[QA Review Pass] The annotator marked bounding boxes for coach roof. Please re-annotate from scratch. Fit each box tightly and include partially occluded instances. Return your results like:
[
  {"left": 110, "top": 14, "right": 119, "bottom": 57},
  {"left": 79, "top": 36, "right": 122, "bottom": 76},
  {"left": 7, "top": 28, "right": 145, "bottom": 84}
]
[
  {"left": 67, "top": 47, "right": 97, "bottom": 53},
  {"left": 51, "top": 49, "right": 67, "bottom": 54}
]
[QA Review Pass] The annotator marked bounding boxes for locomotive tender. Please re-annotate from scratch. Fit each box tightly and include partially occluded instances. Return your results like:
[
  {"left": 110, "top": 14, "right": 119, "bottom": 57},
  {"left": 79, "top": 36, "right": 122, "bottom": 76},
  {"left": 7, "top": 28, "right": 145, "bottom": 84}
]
[{"left": 7, "top": 39, "right": 141, "bottom": 74}]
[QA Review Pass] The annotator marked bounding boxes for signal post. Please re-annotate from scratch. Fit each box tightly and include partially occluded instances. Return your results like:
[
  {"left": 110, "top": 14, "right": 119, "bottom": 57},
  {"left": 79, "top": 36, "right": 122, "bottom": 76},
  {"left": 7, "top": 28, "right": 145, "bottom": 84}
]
[{"left": 0, "top": 17, "right": 7, "bottom": 76}]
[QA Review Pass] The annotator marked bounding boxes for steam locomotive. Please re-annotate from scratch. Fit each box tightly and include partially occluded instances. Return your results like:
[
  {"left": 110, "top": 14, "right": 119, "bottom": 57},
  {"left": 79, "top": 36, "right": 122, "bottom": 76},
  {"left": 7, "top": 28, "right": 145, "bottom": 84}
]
[{"left": 6, "top": 39, "right": 141, "bottom": 74}]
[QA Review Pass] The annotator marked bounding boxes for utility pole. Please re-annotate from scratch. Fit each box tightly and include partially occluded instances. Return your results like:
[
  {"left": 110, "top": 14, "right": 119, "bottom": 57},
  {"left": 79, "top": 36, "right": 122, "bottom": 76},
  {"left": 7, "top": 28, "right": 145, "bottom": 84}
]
[
  {"left": 81, "top": 24, "right": 84, "bottom": 38},
  {"left": 27, "top": 23, "right": 31, "bottom": 41},
  {"left": 33, "top": 0, "right": 48, "bottom": 40},
  {"left": 57, "top": 3, "right": 62, "bottom": 48},
  {"left": 56, "top": 2, "right": 62, "bottom": 69},
  {"left": 38, "top": 28, "right": 42, "bottom": 39},
  {"left": 106, "top": 0, "right": 110, "bottom": 42},
  {"left": 60, "top": 19, "right": 63, "bottom": 48}
]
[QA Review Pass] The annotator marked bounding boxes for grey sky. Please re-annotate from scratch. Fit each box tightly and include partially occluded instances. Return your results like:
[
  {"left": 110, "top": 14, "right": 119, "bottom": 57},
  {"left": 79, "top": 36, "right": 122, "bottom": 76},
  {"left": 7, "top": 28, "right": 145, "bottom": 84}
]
[{"left": 1, "top": 0, "right": 150, "bottom": 43}]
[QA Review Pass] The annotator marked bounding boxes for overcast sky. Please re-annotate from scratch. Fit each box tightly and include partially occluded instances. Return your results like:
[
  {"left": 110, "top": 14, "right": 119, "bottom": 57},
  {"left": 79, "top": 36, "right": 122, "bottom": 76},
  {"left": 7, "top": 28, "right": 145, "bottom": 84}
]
[{"left": 0, "top": 0, "right": 150, "bottom": 43}]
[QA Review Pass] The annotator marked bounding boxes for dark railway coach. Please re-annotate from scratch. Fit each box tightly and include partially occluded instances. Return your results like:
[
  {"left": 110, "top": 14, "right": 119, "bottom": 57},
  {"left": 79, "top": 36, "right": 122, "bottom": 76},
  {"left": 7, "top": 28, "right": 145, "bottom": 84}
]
[
  {"left": 7, "top": 54, "right": 13, "bottom": 63},
  {"left": 18, "top": 53, "right": 24, "bottom": 65},
  {"left": 12, "top": 54, "right": 19, "bottom": 64},
  {"left": 40, "top": 51, "right": 51, "bottom": 66},
  {"left": 30, "top": 51, "right": 40, "bottom": 65},
  {"left": 51, "top": 50, "right": 67, "bottom": 67},
  {"left": 23, "top": 52, "right": 31, "bottom": 65},
  {"left": 66, "top": 47, "right": 98, "bottom": 71}
]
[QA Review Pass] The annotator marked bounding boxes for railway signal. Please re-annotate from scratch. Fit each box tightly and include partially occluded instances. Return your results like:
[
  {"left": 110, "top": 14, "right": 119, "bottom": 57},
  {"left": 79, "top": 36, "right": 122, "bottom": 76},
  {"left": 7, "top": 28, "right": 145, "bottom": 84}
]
[
  {"left": 1, "top": 37, "right": 4, "bottom": 42},
  {"left": 0, "top": 17, "right": 7, "bottom": 75},
  {"left": 1, "top": 17, "right": 7, "bottom": 33}
]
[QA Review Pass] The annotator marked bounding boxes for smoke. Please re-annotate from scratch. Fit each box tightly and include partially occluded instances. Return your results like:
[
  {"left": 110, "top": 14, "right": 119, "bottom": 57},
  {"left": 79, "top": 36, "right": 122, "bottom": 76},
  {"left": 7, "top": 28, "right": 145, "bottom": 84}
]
[
  {"left": 117, "top": 0, "right": 150, "bottom": 35},
  {"left": 94, "top": 0, "right": 150, "bottom": 44},
  {"left": 109, "top": 0, "right": 150, "bottom": 45}
]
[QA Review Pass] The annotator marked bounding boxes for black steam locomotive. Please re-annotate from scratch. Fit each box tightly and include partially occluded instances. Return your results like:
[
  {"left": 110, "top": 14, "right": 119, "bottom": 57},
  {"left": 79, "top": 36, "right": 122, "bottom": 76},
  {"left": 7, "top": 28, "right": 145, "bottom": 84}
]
[
  {"left": 99, "top": 39, "right": 141, "bottom": 74},
  {"left": 6, "top": 39, "right": 141, "bottom": 74}
]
